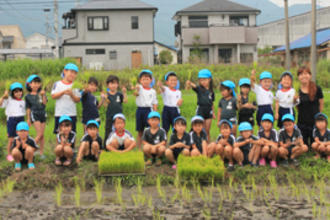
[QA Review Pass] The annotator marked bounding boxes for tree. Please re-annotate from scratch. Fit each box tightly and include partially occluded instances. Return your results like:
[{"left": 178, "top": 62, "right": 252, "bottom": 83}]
[{"left": 159, "top": 50, "right": 173, "bottom": 64}]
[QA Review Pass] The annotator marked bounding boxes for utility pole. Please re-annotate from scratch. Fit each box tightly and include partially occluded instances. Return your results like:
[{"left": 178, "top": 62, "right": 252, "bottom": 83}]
[
  {"left": 284, "top": 0, "right": 291, "bottom": 70},
  {"left": 311, "top": 0, "right": 317, "bottom": 81},
  {"left": 54, "top": 0, "right": 59, "bottom": 58},
  {"left": 44, "top": 8, "right": 51, "bottom": 48},
  {"left": 75, "top": 0, "right": 80, "bottom": 7}
]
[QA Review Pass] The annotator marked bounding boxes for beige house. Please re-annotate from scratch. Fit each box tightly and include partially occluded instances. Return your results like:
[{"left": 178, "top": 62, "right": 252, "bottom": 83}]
[{"left": 0, "top": 25, "right": 26, "bottom": 49}]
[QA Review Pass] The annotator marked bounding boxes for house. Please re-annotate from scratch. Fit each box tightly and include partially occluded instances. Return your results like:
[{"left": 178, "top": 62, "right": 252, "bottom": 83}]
[
  {"left": 154, "top": 41, "right": 177, "bottom": 64},
  {"left": 257, "top": 6, "right": 330, "bottom": 49},
  {"left": 173, "top": 0, "right": 260, "bottom": 64},
  {"left": 271, "top": 28, "right": 330, "bottom": 66},
  {"left": 0, "top": 25, "right": 25, "bottom": 49},
  {"left": 62, "top": 0, "right": 158, "bottom": 70},
  {"left": 26, "top": 32, "right": 55, "bottom": 49}
]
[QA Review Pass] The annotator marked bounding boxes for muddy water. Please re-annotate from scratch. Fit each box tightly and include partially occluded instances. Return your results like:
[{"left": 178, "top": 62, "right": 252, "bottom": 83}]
[{"left": 0, "top": 185, "right": 327, "bottom": 219}]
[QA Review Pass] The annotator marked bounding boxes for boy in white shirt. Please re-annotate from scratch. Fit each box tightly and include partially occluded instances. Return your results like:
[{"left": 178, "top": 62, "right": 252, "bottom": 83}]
[{"left": 51, "top": 63, "right": 81, "bottom": 134}]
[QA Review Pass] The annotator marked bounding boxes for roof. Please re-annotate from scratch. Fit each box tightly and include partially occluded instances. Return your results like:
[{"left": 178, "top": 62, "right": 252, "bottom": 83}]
[
  {"left": 273, "top": 28, "right": 330, "bottom": 52},
  {"left": 0, "top": 48, "right": 53, "bottom": 55},
  {"left": 72, "top": 0, "right": 157, "bottom": 11},
  {"left": 0, "top": 25, "right": 24, "bottom": 39},
  {"left": 176, "top": 0, "right": 260, "bottom": 15},
  {"left": 26, "top": 32, "right": 54, "bottom": 41},
  {"left": 155, "top": 41, "right": 177, "bottom": 52}
]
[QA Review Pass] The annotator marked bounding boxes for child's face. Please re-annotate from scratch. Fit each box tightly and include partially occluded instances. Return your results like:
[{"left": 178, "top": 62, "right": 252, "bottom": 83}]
[
  {"left": 281, "top": 75, "right": 292, "bottom": 89},
  {"left": 114, "top": 118, "right": 125, "bottom": 132},
  {"left": 107, "top": 81, "right": 119, "bottom": 92},
  {"left": 199, "top": 78, "right": 210, "bottom": 88},
  {"left": 13, "top": 89, "right": 23, "bottom": 99},
  {"left": 30, "top": 81, "right": 41, "bottom": 92},
  {"left": 220, "top": 124, "right": 231, "bottom": 137},
  {"left": 240, "top": 86, "right": 250, "bottom": 95},
  {"left": 192, "top": 122, "right": 203, "bottom": 134},
  {"left": 220, "top": 87, "right": 230, "bottom": 98},
  {"left": 148, "top": 117, "right": 160, "bottom": 128},
  {"left": 174, "top": 122, "right": 186, "bottom": 135},
  {"left": 260, "top": 78, "right": 272, "bottom": 90},
  {"left": 139, "top": 75, "right": 152, "bottom": 88},
  {"left": 315, "top": 120, "right": 327, "bottom": 130},
  {"left": 283, "top": 121, "right": 294, "bottom": 133},
  {"left": 87, "top": 126, "right": 98, "bottom": 137},
  {"left": 17, "top": 130, "right": 28, "bottom": 139},
  {"left": 63, "top": 69, "right": 77, "bottom": 83},
  {"left": 166, "top": 75, "right": 178, "bottom": 89},
  {"left": 241, "top": 130, "right": 252, "bottom": 139},
  {"left": 88, "top": 83, "right": 98, "bottom": 93},
  {"left": 59, "top": 123, "right": 72, "bottom": 135},
  {"left": 261, "top": 120, "right": 273, "bottom": 131},
  {"left": 298, "top": 71, "right": 311, "bottom": 84}
]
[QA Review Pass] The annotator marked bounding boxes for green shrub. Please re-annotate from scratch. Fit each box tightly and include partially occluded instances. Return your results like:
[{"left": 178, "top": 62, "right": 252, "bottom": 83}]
[
  {"left": 159, "top": 50, "right": 173, "bottom": 65},
  {"left": 98, "top": 151, "right": 145, "bottom": 175},
  {"left": 177, "top": 156, "right": 225, "bottom": 181}
]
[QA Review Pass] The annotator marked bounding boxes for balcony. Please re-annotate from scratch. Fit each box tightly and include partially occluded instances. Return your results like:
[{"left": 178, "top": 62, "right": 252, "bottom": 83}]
[{"left": 62, "top": 29, "right": 77, "bottom": 41}]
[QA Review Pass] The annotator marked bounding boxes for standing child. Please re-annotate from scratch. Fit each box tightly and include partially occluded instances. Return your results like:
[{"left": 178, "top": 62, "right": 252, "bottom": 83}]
[
  {"left": 165, "top": 116, "right": 191, "bottom": 169},
  {"left": 186, "top": 69, "right": 214, "bottom": 141},
  {"left": 251, "top": 70, "right": 274, "bottom": 126},
  {"left": 142, "top": 111, "right": 167, "bottom": 166},
  {"left": 54, "top": 115, "right": 76, "bottom": 166},
  {"left": 238, "top": 78, "right": 256, "bottom": 127},
  {"left": 51, "top": 63, "right": 81, "bottom": 134},
  {"left": 233, "top": 122, "right": 261, "bottom": 166},
  {"left": 76, "top": 120, "right": 103, "bottom": 164},
  {"left": 311, "top": 113, "right": 330, "bottom": 162},
  {"left": 278, "top": 114, "right": 308, "bottom": 166},
  {"left": 134, "top": 70, "right": 158, "bottom": 148},
  {"left": 25, "top": 75, "right": 47, "bottom": 158},
  {"left": 189, "top": 116, "right": 209, "bottom": 157},
  {"left": 275, "top": 71, "right": 296, "bottom": 128},
  {"left": 0, "top": 82, "right": 25, "bottom": 162},
  {"left": 106, "top": 114, "right": 136, "bottom": 152},
  {"left": 81, "top": 77, "right": 105, "bottom": 131},
  {"left": 218, "top": 80, "right": 237, "bottom": 136},
  {"left": 258, "top": 114, "right": 278, "bottom": 168},
  {"left": 104, "top": 75, "right": 127, "bottom": 146},
  {"left": 11, "top": 122, "right": 38, "bottom": 171},
  {"left": 210, "top": 120, "right": 236, "bottom": 171},
  {"left": 157, "top": 71, "right": 182, "bottom": 134}
]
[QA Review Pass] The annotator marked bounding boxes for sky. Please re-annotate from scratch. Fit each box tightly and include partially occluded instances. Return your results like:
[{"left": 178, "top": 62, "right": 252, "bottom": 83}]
[{"left": 269, "top": 0, "right": 330, "bottom": 7}]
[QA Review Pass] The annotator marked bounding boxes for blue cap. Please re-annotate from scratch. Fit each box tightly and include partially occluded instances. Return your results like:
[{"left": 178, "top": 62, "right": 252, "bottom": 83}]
[
  {"left": 260, "top": 71, "right": 272, "bottom": 80},
  {"left": 191, "top": 115, "right": 204, "bottom": 123},
  {"left": 148, "top": 111, "right": 161, "bottom": 119},
  {"left": 261, "top": 113, "right": 274, "bottom": 123},
  {"left": 280, "top": 71, "right": 293, "bottom": 79},
  {"left": 138, "top": 69, "right": 152, "bottom": 78},
  {"left": 86, "top": 120, "right": 99, "bottom": 128},
  {"left": 281, "top": 114, "right": 295, "bottom": 122},
  {"left": 221, "top": 80, "right": 236, "bottom": 97},
  {"left": 239, "top": 78, "right": 251, "bottom": 87},
  {"left": 64, "top": 63, "right": 79, "bottom": 72},
  {"left": 238, "top": 122, "right": 253, "bottom": 131},
  {"left": 164, "top": 71, "right": 177, "bottom": 81},
  {"left": 26, "top": 74, "right": 41, "bottom": 84},
  {"left": 113, "top": 113, "right": 126, "bottom": 121},
  {"left": 218, "top": 119, "right": 233, "bottom": 129},
  {"left": 315, "top": 112, "right": 328, "bottom": 121},
  {"left": 173, "top": 116, "right": 186, "bottom": 124},
  {"left": 198, "top": 69, "right": 212, "bottom": 79},
  {"left": 59, "top": 115, "right": 72, "bottom": 124},
  {"left": 10, "top": 82, "right": 23, "bottom": 91},
  {"left": 16, "top": 121, "right": 29, "bottom": 131}
]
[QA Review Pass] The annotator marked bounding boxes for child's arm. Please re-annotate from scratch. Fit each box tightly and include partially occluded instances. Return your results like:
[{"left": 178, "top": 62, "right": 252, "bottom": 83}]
[
  {"left": 237, "top": 94, "right": 242, "bottom": 109},
  {"left": 133, "top": 84, "right": 140, "bottom": 97},
  {"left": 202, "top": 140, "right": 208, "bottom": 156},
  {"left": 275, "top": 100, "right": 279, "bottom": 121},
  {"left": 98, "top": 92, "right": 106, "bottom": 108},
  {"left": 40, "top": 90, "right": 48, "bottom": 105},
  {"left": 185, "top": 80, "right": 196, "bottom": 90},
  {"left": 234, "top": 140, "right": 248, "bottom": 148},
  {"left": 67, "top": 89, "right": 80, "bottom": 103},
  {"left": 157, "top": 81, "right": 165, "bottom": 94},
  {"left": 250, "top": 69, "right": 256, "bottom": 89},
  {"left": 0, "top": 90, "right": 9, "bottom": 106},
  {"left": 169, "top": 142, "right": 184, "bottom": 150},
  {"left": 26, "top": 108, "right": 31, "bottom": 126},
  {"left": 319, "top": 98, "right": 324, "bottom": 113},
  {"left": 217, "top": 107, "right": 222, "bottom": 125},
  {"left": 122, "top": 87, "right": 128, "bottom": 103},
  {"left": 51, "top": 89, "right": 67, "bottom": 100}
]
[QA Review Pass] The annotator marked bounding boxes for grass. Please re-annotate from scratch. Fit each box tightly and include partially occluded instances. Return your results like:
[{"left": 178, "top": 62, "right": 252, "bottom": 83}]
[
  {"left": 177, "top": 155, "right": 225, "bottom": 181},
  {"left": 98, "top": 151, "right": 145, "bottom": 175}
]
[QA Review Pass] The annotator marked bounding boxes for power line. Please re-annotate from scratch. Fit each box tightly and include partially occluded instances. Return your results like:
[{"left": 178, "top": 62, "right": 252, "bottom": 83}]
[{"left": 0, "top": 0, "right": 77, "bottom": 5}]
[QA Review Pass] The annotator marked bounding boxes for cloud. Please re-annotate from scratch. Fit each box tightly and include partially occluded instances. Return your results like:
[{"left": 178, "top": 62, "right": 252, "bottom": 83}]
[{"left": 269, "top": 0, "right": 330, "bottom": 7}]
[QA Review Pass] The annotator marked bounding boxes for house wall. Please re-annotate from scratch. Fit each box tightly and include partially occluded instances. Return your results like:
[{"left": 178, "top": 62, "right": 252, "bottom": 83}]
[{"left": 26, "top": 34, "right": 55, "bottom": 49}]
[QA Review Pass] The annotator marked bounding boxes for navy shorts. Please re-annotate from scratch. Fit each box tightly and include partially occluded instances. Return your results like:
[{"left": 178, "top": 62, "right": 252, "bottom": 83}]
[
  {"left": 7, "top": 116, "right": 25, "bottom": 138},
  {"left": 136, "top": 107, "right": 151, "bottom": 132},
  {"left": 238, "top": 113, "right": 255, "bottom": 127},
  {"left": 277, "top": 107, "right": 295, "bottom": 128},
  {"left": 54, "top": 116, "right": 77, "bottom": 134},
  {"left": 241, "top": 146, "right": 251, "bottom": 165},
  {"left": 31, "top": 111, "right": 47, "bottom": 123},
  {"left": 196, "top": 106, "right": 213, "bottom": 120},
  {"left": 162, "top": 106, "right": 180, "bottom": 132},
  {"left": 256, "top": 105, "right": 273, "bottom": 126},
  {"left": 173, "top": 147, "right": 184, "bottom": 161}
]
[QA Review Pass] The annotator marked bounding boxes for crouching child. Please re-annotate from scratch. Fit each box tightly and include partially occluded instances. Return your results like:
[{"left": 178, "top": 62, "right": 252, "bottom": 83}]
[
  {"left": 189, "top": 116, "right": 210, "bottom": 157},
  {"left": 311, "top": 113, "right": 330, "bottom": 162}
]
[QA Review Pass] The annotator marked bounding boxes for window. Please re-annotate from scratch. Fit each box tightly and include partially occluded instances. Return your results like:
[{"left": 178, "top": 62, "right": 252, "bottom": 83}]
[
  {"left": 131, "top": 16, "right": 139, "bottom": 29},
  {"left": 218, "top": 49, "right": 232, "bottom": 63},
  {"left": 240, "top": 53, "right": 253, "bottom": 63},
  {"left": 229, "top": 16, "right": 249, "bottom": 26},
  {"left": 86, "top": 49, "right": 105, "bottom": 55},
  {"left": 87, "top": 16, "right": 109, "bottom": 30},
  {"left": 188, "top": 16, "right": 208, "bottom": 28},
  {"left": 109, "top": 50, "right": 117, "bottom": 60}
]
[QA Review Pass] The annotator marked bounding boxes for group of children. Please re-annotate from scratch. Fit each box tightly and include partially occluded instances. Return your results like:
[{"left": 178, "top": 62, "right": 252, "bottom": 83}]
[{"left": 1, "top": 62, "right": 329, "bottom": 172}]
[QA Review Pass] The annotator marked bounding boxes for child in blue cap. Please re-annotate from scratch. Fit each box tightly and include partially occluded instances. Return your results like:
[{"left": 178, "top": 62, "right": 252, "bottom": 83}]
[
  {"left": 186, "top": 69, "right": 215, "bottom": 141},
  {"left": 311, "top": 113, "right": 330, "bottom": 162},
  {"left": 238, "top": 78, "right": 256, "bottom": 127},
  {"left": 11, "top": 122, "right": 38, "bottom": 171},
  {"left": 251, "top": 69, "right": 274, "bottom": 126},
  {"left": 0, "top": 82, "right": 26, "bottom": 162}
]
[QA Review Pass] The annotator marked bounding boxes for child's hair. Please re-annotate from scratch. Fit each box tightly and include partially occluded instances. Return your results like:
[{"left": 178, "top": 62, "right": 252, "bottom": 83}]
[
  {"left": 173, "top": 118, "right": 187, "bottom": 134},
  {"left": 106, "top": 75, "right": 119, "bottom": 85},
  {"left": 190, "top": 119, "right": 203, "bottom": 132},
  {"left": 87, "top": 123, "right": 98, "bottom": 129},
  {"left": 297, "top": 66, "right": 317, "bottom": 101},
  {"left": 166, "top": 72, "right": 177, "bottom": 81},
  {"left": 88, "top": 77, "right": 99, "bottom": 87},
  {"left": 26, "top": 77, "right": 42, "bottom": 93},
  {"left": 60, "top": 121, "right": 72, "bottom": 127},
  {"left": 139, "top": 72, "right": 152, "bottom": 79},
  {"left": 220, "top": 123, "right": 230, "bottom": 130},
  {"left": 200, "top": 78, "right": 214, "bottom": 94},
  {"left": 220, "top": 85, "right": 233, "bottom": 96}
]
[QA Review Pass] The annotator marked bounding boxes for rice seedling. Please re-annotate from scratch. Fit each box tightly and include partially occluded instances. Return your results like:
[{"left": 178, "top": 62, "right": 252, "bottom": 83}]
[
  {"left": 94, "top": 178, "right": 104, "bottom": 204},
  {"left": 156, "top": 175, "right": 166, "bottom": 203},
  {"left": 55, "top": 182, "right": 63, "bottom": 207},
  {"left": 131, "top": 178, "right": 146, "bottom": 206},
  {"left": 115, "top": 178, "right": 123, "bottom": 206},
  {"left": 202, "top": 208, "right": 211, "bottom": 220},
  {"left": 218, "top": 199, "right": 223, "bottom": 213},
  {"left": 74, "top": 182, "right": 81, "bottom": 207},
  {"left": 147, "top": 196, "right": 153, "bottom": 209},
  {"left": 181, "top": 182, "right": 191, "bottom": 203},
  {"left": 152, "top": 209, "right": 164, "bottom": 220}
]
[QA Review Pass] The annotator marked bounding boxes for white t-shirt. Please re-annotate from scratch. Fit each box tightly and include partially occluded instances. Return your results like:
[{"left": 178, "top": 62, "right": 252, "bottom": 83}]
[
  {"left": 136, "top": 85, "right": 158, "bottom": 107},
  {"left": 1, "top": 97, "right": 25, "bottom": 119},
  {"left": 275, "top": 88, "right": 295, "bottom": 109},
  {"left": 252, "top": 84, "right": 274, "bottom": 106},
  {"left": 161, "top": 86, "right": 182, "bottom": 108},
  {"left": 106, "top": 130, "right": 135, "bottom": 146},
  {"left": 51, "top": 80, "right": 81, "bottom": 117}
]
